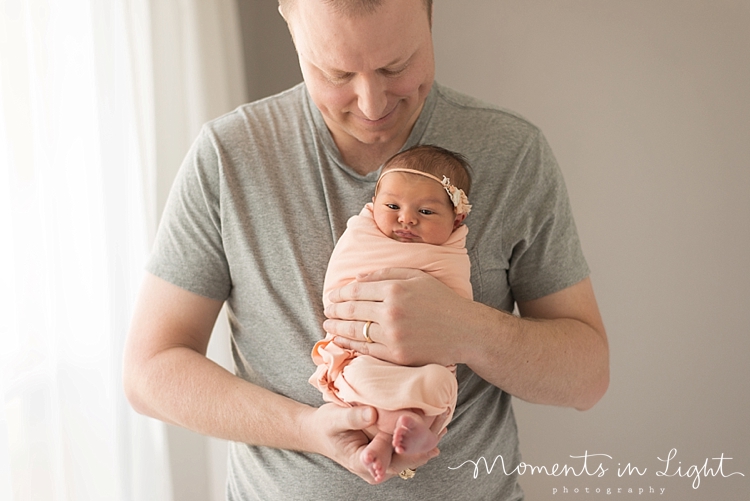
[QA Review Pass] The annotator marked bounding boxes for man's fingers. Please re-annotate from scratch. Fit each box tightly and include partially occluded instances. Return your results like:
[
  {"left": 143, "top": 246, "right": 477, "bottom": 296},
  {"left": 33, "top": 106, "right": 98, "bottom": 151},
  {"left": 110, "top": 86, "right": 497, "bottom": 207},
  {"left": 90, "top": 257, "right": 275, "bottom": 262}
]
[
  {"left": 324, "top": 297, "right": 372, "bottom": 321},
  {"left": 327, "top": 279, "right": 380, "bottom": 304},
  {"left": 328, "top": 267, "right": 426, "bottom": 304},
  {"left": 356, "top": 267, "right": 423, "bottom": 283},
  {"left": 388, "top": 447, "right": 440, "bottom": 474},
  {"left": 332, "top": 335, "right": 381, "bottom": 359},
  {"left": 324, "top": 318, "right": 379, "bottom": 342},
  {"left": 322, "top": 318, "right": 362, "bottom": 339}
]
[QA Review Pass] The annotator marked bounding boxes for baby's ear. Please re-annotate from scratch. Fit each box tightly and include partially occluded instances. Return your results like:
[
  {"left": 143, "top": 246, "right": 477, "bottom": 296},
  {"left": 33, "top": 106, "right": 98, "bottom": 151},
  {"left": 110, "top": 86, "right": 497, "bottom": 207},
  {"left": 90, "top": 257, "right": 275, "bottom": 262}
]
[
  {"left": 372, "top": 196, "right": 376, "bottom": 203},
  {"left": 453, "top": 213, "right": 467, "bottom": 229}
]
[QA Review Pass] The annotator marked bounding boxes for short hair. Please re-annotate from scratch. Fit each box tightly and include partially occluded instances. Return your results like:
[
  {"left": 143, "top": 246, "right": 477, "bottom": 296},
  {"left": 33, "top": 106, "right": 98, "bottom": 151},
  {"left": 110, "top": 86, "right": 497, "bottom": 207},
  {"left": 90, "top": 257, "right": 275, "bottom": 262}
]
[
  {"left": 381, "top": 145, "right": 472, "bottom": 197},
  {"left": 279, "top": 0, "right": 432, "bottom": 24}
]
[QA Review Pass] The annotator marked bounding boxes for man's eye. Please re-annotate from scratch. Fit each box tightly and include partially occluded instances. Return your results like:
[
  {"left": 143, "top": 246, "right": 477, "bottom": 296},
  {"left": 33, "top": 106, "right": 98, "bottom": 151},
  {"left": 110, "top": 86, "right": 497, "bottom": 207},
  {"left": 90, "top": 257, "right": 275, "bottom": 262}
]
[
  {"left": 381, "top": 64, "right": 408, "bottom": 77},
  {"left": 325, "top": 72, "right": 353, "bottom": 84}
]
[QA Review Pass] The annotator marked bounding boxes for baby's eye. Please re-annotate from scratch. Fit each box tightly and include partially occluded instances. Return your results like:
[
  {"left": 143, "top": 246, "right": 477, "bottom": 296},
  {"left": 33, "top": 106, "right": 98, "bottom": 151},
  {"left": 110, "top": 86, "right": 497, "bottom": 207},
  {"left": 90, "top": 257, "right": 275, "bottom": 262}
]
[
  {"left": 419, "top": 209, "right": 435, "bottom": 215},
  {"left": 386, "top": 204, "right": 400, "bottom": 210}
]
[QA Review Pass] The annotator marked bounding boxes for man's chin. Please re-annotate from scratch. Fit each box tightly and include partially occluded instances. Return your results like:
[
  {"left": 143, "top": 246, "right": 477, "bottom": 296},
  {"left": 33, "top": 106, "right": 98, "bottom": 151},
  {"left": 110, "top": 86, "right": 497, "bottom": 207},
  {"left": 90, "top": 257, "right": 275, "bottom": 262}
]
[{"left": 348, "top": 122, "right": 410, "bottom": 147}]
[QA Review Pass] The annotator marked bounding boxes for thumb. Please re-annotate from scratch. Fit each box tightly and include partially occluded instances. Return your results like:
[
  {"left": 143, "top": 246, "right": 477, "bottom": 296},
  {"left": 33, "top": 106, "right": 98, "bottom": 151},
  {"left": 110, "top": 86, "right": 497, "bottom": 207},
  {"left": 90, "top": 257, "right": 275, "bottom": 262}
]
[{"left": 342, "top": 405, "right": 377, "bottom": 430}]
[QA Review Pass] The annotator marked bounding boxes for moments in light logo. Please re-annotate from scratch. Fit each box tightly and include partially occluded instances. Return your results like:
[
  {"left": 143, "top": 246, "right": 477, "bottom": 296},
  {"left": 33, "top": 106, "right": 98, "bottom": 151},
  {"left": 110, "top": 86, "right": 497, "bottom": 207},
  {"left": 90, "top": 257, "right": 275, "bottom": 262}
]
[{"left": 448, "top": 448, "right": 745, "bottom": 495}]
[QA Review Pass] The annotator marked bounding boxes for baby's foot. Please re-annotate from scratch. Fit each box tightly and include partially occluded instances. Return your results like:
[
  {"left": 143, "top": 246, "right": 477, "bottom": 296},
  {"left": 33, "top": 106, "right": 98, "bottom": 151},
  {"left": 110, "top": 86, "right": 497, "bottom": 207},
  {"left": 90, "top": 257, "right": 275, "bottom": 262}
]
[
  {"left": 360, "top": 432, "right": 393, "bottom": 483},
  {"left": 392, "top": 413, "right": 439, "bottom": 455}
]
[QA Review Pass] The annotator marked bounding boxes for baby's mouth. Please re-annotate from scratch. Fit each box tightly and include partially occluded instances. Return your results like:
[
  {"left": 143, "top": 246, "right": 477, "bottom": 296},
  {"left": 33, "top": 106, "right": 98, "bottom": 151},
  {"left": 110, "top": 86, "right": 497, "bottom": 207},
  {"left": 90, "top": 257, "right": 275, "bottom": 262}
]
[{"left": 394, "top": 229, "right": 418, "bottom": 240}]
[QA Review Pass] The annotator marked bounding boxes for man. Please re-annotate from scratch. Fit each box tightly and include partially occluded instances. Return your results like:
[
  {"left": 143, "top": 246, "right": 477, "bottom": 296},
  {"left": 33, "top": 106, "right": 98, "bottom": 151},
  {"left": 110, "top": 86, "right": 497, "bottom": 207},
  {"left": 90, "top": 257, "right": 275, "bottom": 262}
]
[{"left": 123, "top": 0, "right": 609, "bottom": 499}]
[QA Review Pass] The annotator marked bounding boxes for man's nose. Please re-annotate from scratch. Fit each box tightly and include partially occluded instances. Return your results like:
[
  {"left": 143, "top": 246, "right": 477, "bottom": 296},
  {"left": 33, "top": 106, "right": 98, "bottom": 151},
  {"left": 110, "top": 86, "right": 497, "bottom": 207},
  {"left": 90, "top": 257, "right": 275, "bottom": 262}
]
[{"left": 355, "top": 75, "right": 388, "bottom": 120}]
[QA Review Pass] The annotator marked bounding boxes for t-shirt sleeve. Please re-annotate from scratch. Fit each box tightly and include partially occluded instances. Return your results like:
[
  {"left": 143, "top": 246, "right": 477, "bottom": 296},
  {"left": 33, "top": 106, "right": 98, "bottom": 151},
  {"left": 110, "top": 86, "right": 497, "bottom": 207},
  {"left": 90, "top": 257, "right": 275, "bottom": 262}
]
[
  {"left": 505, "top": 130, "right": 590, "bottom": 302},
  {"left": 146, "top": 127, "right": 232, "bottom": 301}
]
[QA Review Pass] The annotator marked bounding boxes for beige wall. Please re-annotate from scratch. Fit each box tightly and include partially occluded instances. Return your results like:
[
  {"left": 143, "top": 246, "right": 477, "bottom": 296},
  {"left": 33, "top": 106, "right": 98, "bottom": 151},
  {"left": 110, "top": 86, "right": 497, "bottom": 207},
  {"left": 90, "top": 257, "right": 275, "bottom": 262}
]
[
  {"left": 180, "top": 2, "right": 749, "bottom": 499},
  {"left": 431, "top": 1, "right": 749, "bottom": 499},
  {"left": 236, "top": 0, "right": 301, "bottom": 101}
]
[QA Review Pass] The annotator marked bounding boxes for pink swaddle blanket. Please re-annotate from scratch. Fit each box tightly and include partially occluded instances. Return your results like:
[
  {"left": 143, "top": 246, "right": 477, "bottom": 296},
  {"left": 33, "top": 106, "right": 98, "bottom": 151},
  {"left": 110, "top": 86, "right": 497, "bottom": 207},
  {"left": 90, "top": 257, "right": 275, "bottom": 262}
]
[{"left": 309, "top": 203, "right": 472, "bottom": 433}]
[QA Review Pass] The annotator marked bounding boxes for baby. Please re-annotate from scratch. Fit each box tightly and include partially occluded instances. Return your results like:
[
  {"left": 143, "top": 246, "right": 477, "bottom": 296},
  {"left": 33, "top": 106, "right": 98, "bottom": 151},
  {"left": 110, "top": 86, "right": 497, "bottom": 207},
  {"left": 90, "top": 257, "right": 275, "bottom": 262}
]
[{"left": 309, "top": 145, "right": 473, "bottom": 482}]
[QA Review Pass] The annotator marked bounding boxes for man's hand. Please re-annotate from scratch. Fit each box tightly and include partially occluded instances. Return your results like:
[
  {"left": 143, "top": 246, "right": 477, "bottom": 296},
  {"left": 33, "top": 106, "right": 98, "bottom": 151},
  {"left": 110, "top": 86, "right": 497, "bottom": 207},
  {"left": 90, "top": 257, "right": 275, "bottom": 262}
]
[
  {"left": 125, "top": 273, "right": 446, "bottom": 482},
  {"left": 323, "top": 268, "right": 470, "bottom": 368},
  {"left": 323, "top": 268, "right": 609, "bottom": 410},
  {"left": 301, "top": 403, "right": 440, "bottom": 485}
]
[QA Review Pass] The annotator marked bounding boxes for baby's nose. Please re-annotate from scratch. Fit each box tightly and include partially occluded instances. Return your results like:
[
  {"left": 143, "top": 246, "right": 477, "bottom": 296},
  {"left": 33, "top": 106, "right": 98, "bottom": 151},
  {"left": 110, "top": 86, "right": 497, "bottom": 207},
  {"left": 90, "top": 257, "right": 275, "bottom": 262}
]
[{"left": 398, "top": 210, "right": 417, "bottom": 225}]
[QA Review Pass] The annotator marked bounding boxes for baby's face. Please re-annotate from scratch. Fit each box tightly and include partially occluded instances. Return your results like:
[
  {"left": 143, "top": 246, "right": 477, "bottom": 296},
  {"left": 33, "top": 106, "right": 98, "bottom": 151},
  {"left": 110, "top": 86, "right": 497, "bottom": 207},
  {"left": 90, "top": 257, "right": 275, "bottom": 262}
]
[{"left": 372, "top": 172, "right": 465, "bottom": 245}]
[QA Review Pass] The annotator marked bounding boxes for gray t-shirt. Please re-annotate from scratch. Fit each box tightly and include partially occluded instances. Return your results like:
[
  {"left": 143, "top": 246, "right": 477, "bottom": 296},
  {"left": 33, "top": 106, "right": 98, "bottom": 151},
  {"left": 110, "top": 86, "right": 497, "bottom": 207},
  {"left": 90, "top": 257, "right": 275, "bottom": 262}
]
[{"left": 147, "top": 82, "right": 589, "bottom": 500}]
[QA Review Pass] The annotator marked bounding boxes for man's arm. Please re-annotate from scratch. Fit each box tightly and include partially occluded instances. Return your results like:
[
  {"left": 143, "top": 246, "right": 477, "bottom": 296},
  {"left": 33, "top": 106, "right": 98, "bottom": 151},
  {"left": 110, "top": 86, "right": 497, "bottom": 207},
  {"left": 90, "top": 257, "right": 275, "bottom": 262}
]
[
  {"left": 123, "top": 272, "right": 438, "bottom": 483},
  {"left": 324, "top": 270, "right": 609, "bottom": 411},
  {"left": 463, "top": 276, "right": 609, "bottom": 410}
]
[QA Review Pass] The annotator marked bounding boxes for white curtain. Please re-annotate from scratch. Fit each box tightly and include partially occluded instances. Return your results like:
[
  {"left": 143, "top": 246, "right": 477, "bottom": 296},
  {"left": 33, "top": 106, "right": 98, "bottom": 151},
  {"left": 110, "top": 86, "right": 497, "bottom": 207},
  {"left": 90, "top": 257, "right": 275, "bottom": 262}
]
[{"left": 0, "top": 0, "right": 246, "bottom": 499}]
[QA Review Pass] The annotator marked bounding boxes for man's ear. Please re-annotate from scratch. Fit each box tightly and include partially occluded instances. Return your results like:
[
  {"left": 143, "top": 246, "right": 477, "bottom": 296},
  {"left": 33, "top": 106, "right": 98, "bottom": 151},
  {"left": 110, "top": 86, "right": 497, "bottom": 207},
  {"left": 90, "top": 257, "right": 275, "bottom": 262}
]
[
  {"left": 453, "top": 212, "right": 467, "bottom": 229},
  {"left": 279, "top": 5, "right": 298, "bottom": 46}
]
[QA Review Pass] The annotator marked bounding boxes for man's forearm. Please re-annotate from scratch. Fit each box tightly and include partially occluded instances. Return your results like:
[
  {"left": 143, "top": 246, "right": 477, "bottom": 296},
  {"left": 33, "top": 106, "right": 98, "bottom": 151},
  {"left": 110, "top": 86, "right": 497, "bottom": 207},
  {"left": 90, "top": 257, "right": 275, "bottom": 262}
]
[
  {"left": 460, "top": 278, "right": 609, "bottom": 410},
  {"left": 124, "top": 273, "right": 318, "bottom": 452},
  {"left": 462, "top": 307, "right": 609, "bottom": 410},
  {"left": 124, "top": 346, "right": 311, "bottom": 451}
]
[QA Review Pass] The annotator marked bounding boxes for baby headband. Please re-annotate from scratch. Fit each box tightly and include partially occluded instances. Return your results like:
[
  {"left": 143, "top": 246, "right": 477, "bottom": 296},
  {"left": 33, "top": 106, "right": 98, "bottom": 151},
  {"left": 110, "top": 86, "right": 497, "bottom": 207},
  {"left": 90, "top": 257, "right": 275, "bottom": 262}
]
[{"left": 376, "top": 167, "right": 472, "bottom": 215}]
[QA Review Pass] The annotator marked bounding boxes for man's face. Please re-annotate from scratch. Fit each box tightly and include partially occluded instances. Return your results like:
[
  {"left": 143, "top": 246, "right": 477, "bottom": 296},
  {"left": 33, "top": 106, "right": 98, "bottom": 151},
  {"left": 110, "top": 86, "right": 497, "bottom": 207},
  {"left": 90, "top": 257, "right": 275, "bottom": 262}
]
[{"left": 286, "top": 0, "right": 435, "bottom": 159}]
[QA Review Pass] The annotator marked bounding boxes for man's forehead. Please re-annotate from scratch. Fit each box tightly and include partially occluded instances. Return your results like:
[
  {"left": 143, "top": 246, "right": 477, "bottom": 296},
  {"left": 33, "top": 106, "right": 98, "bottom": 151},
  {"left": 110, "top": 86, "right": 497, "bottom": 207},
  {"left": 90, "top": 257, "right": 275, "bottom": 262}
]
[
  {"left": 281, "top": 0, "right": 430, "bottom": 20},
  {"left": 290, "top": 0, "right": 428, "bottom": 71},
  {"left": 287, "top": 0, "right": 429, "bottom": 38}
]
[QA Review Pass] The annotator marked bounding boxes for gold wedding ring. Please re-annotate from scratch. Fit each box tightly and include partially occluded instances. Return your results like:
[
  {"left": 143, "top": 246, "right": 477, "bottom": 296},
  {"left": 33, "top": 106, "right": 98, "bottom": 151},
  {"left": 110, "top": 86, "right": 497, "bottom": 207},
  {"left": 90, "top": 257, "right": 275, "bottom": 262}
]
[
  {"left": 362, "top": 320, "right": 373, "bottom": 343},
  {"left": 399, "top": 468, "right": 416, "bottom": 480}
]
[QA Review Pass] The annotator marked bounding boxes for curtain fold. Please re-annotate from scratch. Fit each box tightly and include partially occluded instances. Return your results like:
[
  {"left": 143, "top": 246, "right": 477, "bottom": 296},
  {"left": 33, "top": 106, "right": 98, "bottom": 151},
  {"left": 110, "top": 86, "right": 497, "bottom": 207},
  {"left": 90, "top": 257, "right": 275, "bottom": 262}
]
[
  {"left": 0, "top": 0, "right": 174, "bottom": 499},
  {"left": 0, "top": 0, "right": 246, "bottom": 499}
]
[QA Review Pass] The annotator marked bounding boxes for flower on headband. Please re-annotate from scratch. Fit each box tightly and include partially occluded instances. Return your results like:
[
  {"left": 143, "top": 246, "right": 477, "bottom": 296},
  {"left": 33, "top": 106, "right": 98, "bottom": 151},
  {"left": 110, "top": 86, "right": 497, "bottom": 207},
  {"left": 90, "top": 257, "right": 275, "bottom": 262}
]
[{"left": 441, "top": 176, "right": 472, "bottom": 215}]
